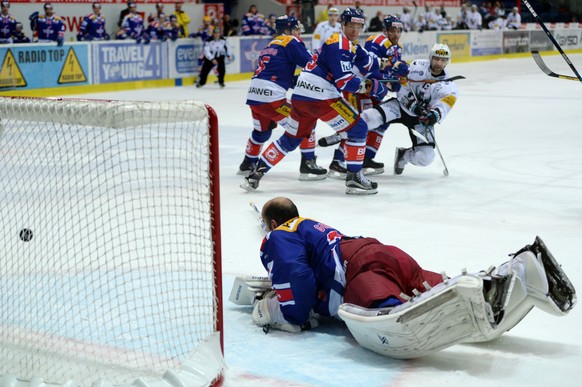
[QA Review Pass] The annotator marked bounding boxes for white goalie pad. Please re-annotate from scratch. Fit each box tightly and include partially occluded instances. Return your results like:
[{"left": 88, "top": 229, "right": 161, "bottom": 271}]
[
  {"left": 338, "top": 275, "right": 497, "bottom": 359},
  {"left": 229, "top": 275, "right": 272, "bottom": 306}
]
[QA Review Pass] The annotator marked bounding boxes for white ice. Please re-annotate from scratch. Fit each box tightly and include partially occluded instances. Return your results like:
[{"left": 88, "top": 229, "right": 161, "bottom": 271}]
[{"left": 73, "top": 54, "right": 582, "bottom": 387}]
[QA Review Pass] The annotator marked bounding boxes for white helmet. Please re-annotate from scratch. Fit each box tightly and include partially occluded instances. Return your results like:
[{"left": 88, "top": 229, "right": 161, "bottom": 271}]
[{"left": 429, "top": 43, "right": 451, "bottom": 63}]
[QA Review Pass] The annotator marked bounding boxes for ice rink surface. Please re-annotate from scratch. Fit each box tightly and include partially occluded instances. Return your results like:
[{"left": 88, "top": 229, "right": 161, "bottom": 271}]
[{"left": 76, "top": 53, "right": 582, "bottom": 386}]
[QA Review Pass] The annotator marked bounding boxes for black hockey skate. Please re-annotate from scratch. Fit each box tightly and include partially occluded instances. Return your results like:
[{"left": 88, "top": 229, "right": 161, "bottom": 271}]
[
  {"left": 240, "top": 166, "right": 266, "bottom": 191},
  {"left": 299, "top": 156, "right": 327, "bottom": 181},
  {"left": 513, "top": 236, "right": 577, "bottom": 313},
  {"left": 393, "top": 147, "right": 407, "bottom": 175},
  {"left": 362, "top": 158, "right": 385, "bottom": 176},
  {"left": 345, "top": 171, "right": 378, "bottom": 195},
  {"left": 237, "top": 158, "right": 256, "bottom": 176},
  {"left": 327, "top": 160, "right": 348, "bottom": 180}
]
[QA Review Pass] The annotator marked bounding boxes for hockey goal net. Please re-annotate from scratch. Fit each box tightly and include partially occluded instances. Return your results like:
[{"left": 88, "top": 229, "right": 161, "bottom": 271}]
[{"left": 0, "top": 97, "right": 224, "bottom": 386}]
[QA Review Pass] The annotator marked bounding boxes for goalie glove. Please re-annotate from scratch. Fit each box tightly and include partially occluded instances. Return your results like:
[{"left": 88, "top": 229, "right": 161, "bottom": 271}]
[
  {"left": 419, "top": 109, "right": 441, "bottom": 127},
  {"left": 252, "top": 291, "right": 319, "bottom": 333}
]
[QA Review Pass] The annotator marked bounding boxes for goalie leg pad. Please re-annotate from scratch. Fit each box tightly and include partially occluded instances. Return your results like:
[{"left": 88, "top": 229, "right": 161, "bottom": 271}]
[{"left": 338, "top": 274, "right": 496, "bottom": 359}]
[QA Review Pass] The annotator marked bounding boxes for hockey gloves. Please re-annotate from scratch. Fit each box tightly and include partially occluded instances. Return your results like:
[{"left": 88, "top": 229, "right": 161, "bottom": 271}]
[
  {"left": 366, "top": 79, "right": 388, "bottom": 100},
  {"left": 419, "top": 109, "right": 441, "bottom": 127},
  {"left": 56, "top": 36, "right": 64, "bottom": 47},
  {"left": 391, "top": 60, "right": 409, "bottom": 77},
  {"left": 252, "top": 291, "right": 319, "bottom": 333}
]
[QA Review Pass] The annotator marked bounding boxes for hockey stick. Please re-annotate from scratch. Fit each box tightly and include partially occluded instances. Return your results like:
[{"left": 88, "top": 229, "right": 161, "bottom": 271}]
[
  {"left": 425, "top": 126, "right": 449, "bottom": 177},
  {"left": 531, "top": 50, "right": 580, "bottom": 81},
  {"left": 522, "top": 0, "right": 582, "bottom": 84},
  {"left": 380, "top": 75, "right": 465, "bottom": 84},
  {"left": 250, "top": 201, "right": 267, "bottom": 233}
]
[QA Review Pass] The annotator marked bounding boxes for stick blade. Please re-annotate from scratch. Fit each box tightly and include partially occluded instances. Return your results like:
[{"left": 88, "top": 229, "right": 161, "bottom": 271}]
[{"left": 531, "top": 51, "right": 580, "bottom": 81}]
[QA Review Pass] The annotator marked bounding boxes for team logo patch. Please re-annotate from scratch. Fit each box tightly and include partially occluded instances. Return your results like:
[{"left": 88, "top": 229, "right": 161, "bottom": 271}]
[
  {"left": 340, "top": 61, "right": 352, "bottom": 72},
  {"left": 441, "top": 95, "right": 457, "bottom": 108}
]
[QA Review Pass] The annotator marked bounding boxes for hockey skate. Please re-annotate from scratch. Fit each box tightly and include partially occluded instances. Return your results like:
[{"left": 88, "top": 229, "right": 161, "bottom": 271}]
[
  {"left": 345, "top": 171, "right": 378, "bottom": 195},
  {"left": 362, "top": 158, "right": 385, "bottom": 176},
  {"left": 237, "top": 158, "right": 256, "bottom": 176},
  {"left": 298, "top": 156, "right": 327, "bottom": 181},
  {"left": 240, "top": 167, "right": 265, "bottom": 191},
  {"left": 393, "top": 147, "right": 406, "bottom": 175},
  {"left": 327, "top": 160, "right": 348, "bottom": 180}
]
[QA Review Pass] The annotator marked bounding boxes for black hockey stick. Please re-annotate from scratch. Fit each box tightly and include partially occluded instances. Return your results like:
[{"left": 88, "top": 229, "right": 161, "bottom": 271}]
[
  {"left": 522, "top": 0, "right": 582, "bottom": 84},
  {"left": 380, "top": 75, "right": 465, "bottom": 84},
  {"left": 531, "top": 50, "right": 580, "bottom": 81}
]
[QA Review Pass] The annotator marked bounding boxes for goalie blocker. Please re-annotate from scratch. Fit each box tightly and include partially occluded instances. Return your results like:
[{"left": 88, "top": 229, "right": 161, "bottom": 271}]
[{"left": 338, "top": 236, "right": 576, "bottom": 359}]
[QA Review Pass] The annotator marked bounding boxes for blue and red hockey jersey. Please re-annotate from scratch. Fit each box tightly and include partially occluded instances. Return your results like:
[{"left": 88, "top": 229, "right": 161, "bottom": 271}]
[{"left": 260, "top": 217, "right": 346, "bottom": 325}]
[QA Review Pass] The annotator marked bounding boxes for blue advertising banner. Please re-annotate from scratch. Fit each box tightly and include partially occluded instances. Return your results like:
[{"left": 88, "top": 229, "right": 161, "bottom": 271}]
[
  {"left": 93, "top": 42, "right": 166, "bottom": 84},
  {"left": 175, "top": 43, "right": 199, "bottom": 74},
  {"left": 0, "top": 44, "right": 89, "bottom": 90},
  {"left": 239, "top": 37, "right": 271, "bottom": 73}
]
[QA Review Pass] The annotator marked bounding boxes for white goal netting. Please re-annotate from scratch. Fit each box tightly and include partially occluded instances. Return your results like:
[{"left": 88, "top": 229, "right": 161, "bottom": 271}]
[{"left": 0, "top": 98, "right": 223, "bottom": 386}]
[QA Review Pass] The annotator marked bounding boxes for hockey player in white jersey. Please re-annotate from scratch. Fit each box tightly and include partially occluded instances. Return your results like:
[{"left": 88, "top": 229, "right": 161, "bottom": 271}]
[
  {"left": 361, "top": 43, "right": 458, "bottom": 175},
  {"left": 311, "top": 7, "right": 341, "bottom": 52}
]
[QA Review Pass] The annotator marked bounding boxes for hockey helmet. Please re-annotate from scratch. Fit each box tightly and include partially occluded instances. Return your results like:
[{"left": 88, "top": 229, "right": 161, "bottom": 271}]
[
  {"left": 275, "top": 15, "right": 303, "bottom": 34},
  {"left": 429, "top": 43, "right": 451, "bottom": 62},
  {"left": 383, "top": 15, "right": 403, "bottom": 31},
  {"left": 341, "top": 7, "right": 365, "bottom": 25}
]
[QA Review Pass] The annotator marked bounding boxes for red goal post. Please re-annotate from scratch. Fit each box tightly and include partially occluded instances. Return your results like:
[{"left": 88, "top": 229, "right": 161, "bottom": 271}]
[{"left": 0, "top": 97, "right": 224, "bottom": 387}]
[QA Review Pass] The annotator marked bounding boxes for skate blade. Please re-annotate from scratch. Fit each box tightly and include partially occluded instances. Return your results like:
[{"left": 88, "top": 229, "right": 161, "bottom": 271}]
[
  {"left": 345, "top": 186, "right": 378, "bottom": 195},
  {"left": 327, "top": 170, "right": 346, "bottom": 180},
  {"left": 363, "top": 167, "right": 385, "bottom": 176},
  {"left": 240, "top": 181, "right": 257, "bottom": 191},
  {"left": 298, "top": 173, "right": 328, "bottom": 181}
]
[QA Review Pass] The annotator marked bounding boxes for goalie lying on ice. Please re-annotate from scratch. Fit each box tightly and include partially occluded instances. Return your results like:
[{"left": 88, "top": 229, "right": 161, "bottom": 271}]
[{"left": 243, "top": 197, "right": 576, "bottom": 358}]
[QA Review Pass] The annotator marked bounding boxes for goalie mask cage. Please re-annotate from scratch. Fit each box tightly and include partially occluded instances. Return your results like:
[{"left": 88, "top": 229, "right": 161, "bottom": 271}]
[{"left": 0, "top": 97, "right": 224, "bottom": 387}]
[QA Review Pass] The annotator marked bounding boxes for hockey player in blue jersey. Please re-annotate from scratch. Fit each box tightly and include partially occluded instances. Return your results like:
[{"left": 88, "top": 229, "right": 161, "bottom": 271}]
[
  {"left": 241, "top": 8, "right": 395, "bottom": 195},
  {"left": 78, "top": 2, "right": 110, "bottom": 41},
  {"left": 0, "top": 1, "right": 17, "bottom": 44},
  {"left": 241, "top": 4, "right": 267, "bottom": 36},
  {"left": 250, "top": 197, "right": 576, "bottom": 360},
  {"left": 116, "top": 2, "right": 147, "bottom": 43},
  {"left": 238, "top": 15, "right": 326, "bottom": 180},
  {"left": 325, "top": 15, "right": 409, "bottom": 178},
  {"left": 34, "top": 3, "right": 64, "bottom": 46}
]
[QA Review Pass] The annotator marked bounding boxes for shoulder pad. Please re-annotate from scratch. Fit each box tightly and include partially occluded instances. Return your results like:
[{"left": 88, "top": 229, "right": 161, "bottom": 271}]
[
  {"left": 54, "top": 16, "right": 62, "bottom": 21},
  {"left": 271, "top": 35, "right": 293, "bottom": 47},
  {"left": 325, "top": 32, "right": 340, "bottom": 45}
]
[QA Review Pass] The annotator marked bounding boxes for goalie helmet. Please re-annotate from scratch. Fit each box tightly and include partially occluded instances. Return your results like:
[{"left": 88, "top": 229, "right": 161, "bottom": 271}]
[
  {"left": 429, "top": 43, "right": 451, "bottom": 63},
  {"left": 275, "top": 15, "right": 304, "bottom": 34},
  {"left": 341, "top": 7, "right": 365, "bottom": 25},
  {"left": 383, "top": 15, "right": 403, "bottom": 31}
]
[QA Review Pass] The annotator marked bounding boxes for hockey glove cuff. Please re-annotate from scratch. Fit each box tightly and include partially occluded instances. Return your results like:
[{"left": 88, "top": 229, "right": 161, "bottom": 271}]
[
  {"left": 367, "top": 79, "right": 388, "bottom": 100},
  {"left": 252, "top": 291, "right": 319, "bottom": 333},
  {"left": 419, "top": 109, "right": 441, "bottom": 127}
]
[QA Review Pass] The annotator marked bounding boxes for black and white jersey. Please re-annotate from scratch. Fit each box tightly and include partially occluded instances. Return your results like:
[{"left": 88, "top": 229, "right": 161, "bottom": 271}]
[{"left": 203, "top": 37, "right": 232, "bottom": 60}]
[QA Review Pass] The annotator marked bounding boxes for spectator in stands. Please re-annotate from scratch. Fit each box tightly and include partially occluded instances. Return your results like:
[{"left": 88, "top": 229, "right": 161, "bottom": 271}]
[
  {"left": 173, "top": 1, "right": 190, "bottom": 38},
  {"left": 264, "top": 13, "right": 277, "bottom": 36},
  {"left": 166, "top": 14, "right": 181, "bottom": 41},
  {"left": 423, "top": 4, "right": 440, "bottom": 31},
  {"left": 78, "top": 2, "right": 109, "bottom": 41},
  {"left": 145, "top": 12, "right": 166, "bottom": 41},
  {"left": 241, "top": 4, "right": 266, "bottom": 35},
  {"left": 222, "top": 13, "right": 238, "bottom": 36},
  {"left": 148, "top": 2, "right": 164, "bottom": 24},
  {"left": 505, "top": 6, "right": 521, "bottom": 30},
  {"left": 400, "top": 6, "right": 412, "bottom": 32},
  {"left": 439, "top": 15, "right": 454, "bottom": 30},
  {"left": 466, "top": 4, "right": 483, "bottom": 30},
  {"left": 196, "top": 28, "right": 232, "bottom": 89},
  {"left": 189, "top": 15, "right": 214, "bottom": 41},
  {"left": 0, "top": 1, "right": 16, "bottom": 44},
  {"left": 117, "top": 0, "right": 132, "bottom": 28},
  {"left": 368, "top": 11, "right": 384, "bottom": 32},
  {"left": 316, "top": 3, "right": 334, "bottom": 24},
  {"left": 412, "top": 14, "right": 426, "bottom": 32},
  {"left": 455, "top": 3, "right": 468, "bottom": 29},
  {"left": 34, "top": 3, "right": 65, "bottom": 46},
  {"left": 311, "top": 7, "right": 340, "bottom": 52},
  {"left": 13, "top": 22, "right": 30, "bottom": 43}
]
